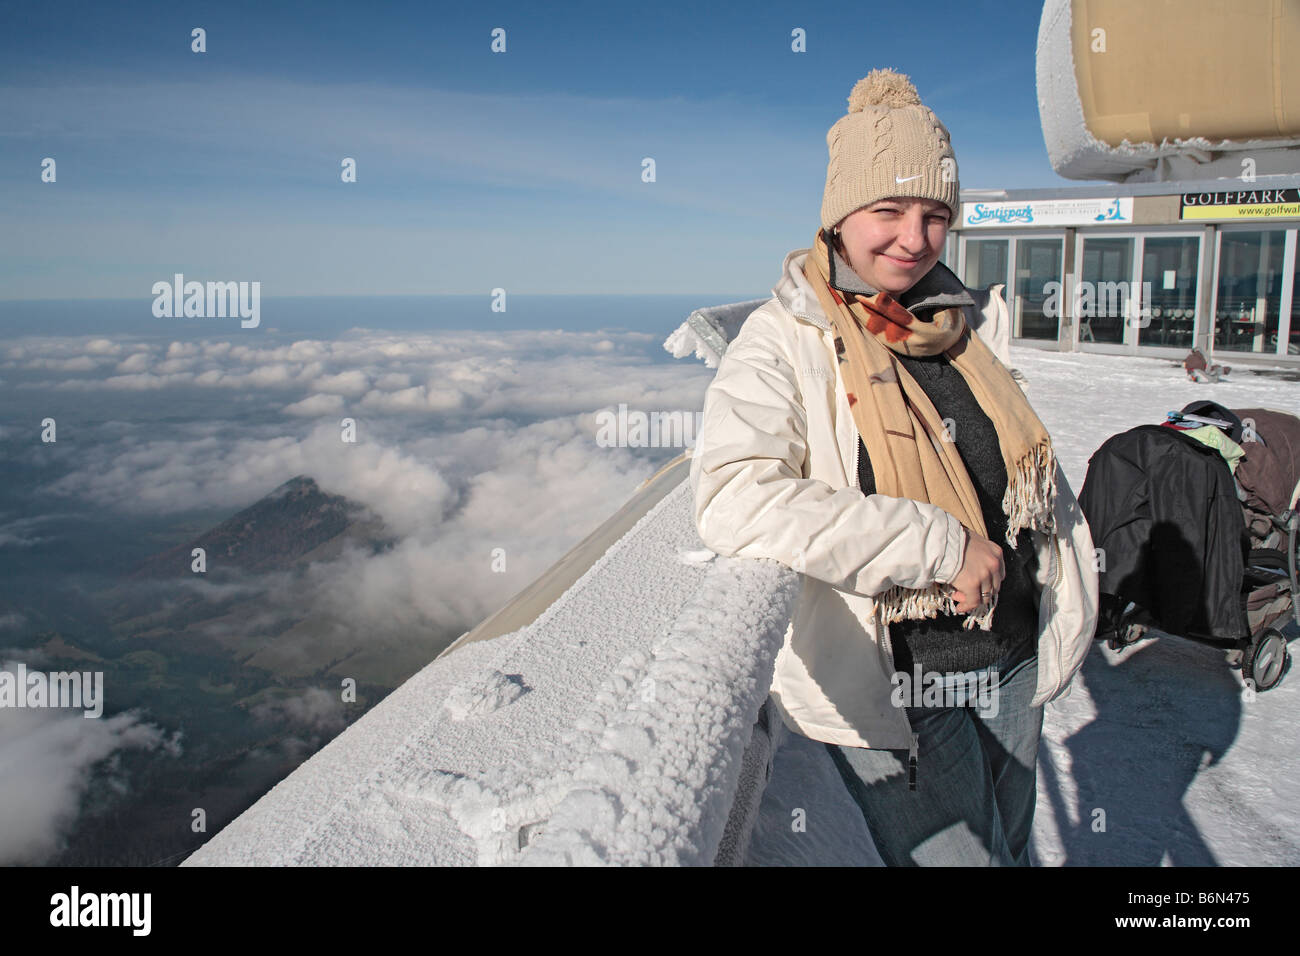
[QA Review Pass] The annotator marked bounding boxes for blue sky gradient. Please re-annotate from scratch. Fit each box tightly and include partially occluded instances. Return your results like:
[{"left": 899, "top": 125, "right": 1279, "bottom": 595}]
[{"left": 0, "top": 0, "right": 1092, "bottom": 298}]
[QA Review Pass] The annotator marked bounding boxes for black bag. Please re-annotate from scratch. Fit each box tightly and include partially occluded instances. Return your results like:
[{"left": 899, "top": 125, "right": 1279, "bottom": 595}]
[{"left": 1079, "top": 423, "right": 1251, "bottom": 641}]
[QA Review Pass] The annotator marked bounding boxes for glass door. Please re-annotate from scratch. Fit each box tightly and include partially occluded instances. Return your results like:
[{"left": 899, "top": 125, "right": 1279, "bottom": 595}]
[
  {"left": 1078, "top": 237, "right": 1134, "bottom": 345},
  {"left": 1013, "top": 238, "right": 1064, "bottom": 340},
  {"left": 1139, "top": 236, "right": 1201, "bottom": 349}
]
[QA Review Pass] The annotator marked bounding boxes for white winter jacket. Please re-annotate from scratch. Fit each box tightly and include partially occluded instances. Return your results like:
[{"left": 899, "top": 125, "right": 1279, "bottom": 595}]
[{"left": 689, "top": 247, "right": 1100, "bottom": 750}]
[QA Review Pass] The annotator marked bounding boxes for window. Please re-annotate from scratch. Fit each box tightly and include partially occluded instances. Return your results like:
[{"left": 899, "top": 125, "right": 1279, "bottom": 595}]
[
  {"left": 1290, "top": 250, "right": 1300, "bottom": 355},
  {"left": 1013, "top": 239, "right": 1063, "bottom": 340},
  {"left": 963, "top": 239, "right": 1008, "bottom": 290},
  {"left": 1215, "top": 230, "right": 1287, "bottom": 354}
]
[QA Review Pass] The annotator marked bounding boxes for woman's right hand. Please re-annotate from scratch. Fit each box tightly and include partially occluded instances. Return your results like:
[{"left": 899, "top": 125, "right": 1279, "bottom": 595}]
[{"left": 946, "top": 531, "right": 1005, "bottom": 614}]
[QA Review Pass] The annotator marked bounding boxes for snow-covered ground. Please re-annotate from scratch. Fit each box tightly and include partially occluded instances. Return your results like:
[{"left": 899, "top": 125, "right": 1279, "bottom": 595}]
[
  {"left": 1017, "top": 347, "right": 1300, "bottom": 866},
  {"left": 1000, "top": 346, "right": 1300, "bottom": 497},
  {"left": 185, "top": 343, "right": 1300, "bottom": 866}
]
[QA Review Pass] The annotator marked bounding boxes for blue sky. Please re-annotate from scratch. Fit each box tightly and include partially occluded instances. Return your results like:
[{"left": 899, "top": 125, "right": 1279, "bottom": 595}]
[{"left": 0, "top": 0, "right": 1087, "bottom": 298}]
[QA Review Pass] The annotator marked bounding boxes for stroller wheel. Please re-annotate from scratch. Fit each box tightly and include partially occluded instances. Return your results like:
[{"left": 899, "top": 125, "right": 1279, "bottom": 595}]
[{"left": 1243, "top": 627, "right": 1290, "bottom": 692}]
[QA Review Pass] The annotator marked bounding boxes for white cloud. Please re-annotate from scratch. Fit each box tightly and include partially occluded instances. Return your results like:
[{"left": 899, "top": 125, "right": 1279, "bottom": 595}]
[
  {"left": 358, "top": 384, "right": 465, "bottom": 413},
  {"left": 311, "top": 369, "right": 370, "bottom": 396},
  {"left": 43, "top": 420, "right": 461, "bottom": 533},
  {"left": 97, "top": 371, "right": 190, "bottom": 390},
  {"left": 0, "top": 689, "right": 181, "bottom": 865},
  {"left": 31, "top": 356, "right": 100, "bottom": 372},
  {"left": 13, "top": 326, "right": 709, "bottom": 651},
  {"left": 249, "top": 687, "right": 346, "bottom": 735},
  {"left": 0, "top": 516, "right": 54, "bottom": 549},
  {"left": 115, "top": 352, "right": 151, "bottom": 373},
  {"left": 84, "top": 339, "right": 121, "bottom": 356},
  {"left": 283, "top": 393, "right": 346, "bottom": 417}
]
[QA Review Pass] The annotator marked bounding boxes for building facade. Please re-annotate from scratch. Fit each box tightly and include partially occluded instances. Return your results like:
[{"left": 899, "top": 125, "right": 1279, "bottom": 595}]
[{"left": 945, "top": 175, "right": 1300, "bottom": 364}]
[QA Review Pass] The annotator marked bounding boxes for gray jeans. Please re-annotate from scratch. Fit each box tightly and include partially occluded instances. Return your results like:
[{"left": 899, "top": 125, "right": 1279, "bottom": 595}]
[{"left": 824, "top": 653, "right": 1043, "bottom": 865}]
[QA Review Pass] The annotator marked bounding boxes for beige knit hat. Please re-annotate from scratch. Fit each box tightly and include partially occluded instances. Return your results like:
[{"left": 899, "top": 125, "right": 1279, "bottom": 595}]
[{"left": 821, "top": 68, "right": 960, "bottom": 232}]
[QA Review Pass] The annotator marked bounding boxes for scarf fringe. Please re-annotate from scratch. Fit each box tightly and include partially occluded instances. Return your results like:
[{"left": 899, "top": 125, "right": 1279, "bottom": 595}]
[
  {"left": 1003, "top": 441, "right": 1058, "bottom": 544},
  {"left": 875, "top": 441, "right": 1057, "bottom": 632},
  {"left": 876, "top": 581, "right": 998, "bottom": 632}
]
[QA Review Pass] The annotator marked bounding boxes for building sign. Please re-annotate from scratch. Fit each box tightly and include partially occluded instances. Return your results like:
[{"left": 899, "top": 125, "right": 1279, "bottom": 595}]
[
  {"left": 961, "top": 197, "right": 1133, "bottom": 228},
  {"left": 1180, "top": 189, "right": 1300, "bottom": 220}
]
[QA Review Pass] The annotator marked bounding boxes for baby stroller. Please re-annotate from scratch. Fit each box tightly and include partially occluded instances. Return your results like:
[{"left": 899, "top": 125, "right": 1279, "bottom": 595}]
[{"left": 1078, "top": 401, "right": 1299, "bottom": 691}]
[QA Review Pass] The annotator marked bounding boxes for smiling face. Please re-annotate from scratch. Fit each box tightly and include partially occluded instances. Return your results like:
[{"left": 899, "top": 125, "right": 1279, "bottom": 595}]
[{"left": 834, "top": 197, "right": 952, "bottom": 296}]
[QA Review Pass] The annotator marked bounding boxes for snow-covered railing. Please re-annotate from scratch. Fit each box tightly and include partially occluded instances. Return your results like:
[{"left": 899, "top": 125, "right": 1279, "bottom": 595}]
[
  {"left": 182, "top": 466, "right": 800, "bottom": 866},
  {"left": 180, "top": 296, "right": 806, "bottom": 865},
  {"left": 663, "top": 298, "right": 769, "bottom": 370},
  {"left": 518, "top": 545, "right": 797, "bottom": 864}
]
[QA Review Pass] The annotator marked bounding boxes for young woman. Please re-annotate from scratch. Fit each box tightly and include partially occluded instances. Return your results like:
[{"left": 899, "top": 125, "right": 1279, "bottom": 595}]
[{"left": 689, "top": 68, "right": 1099, "bottom": 865}]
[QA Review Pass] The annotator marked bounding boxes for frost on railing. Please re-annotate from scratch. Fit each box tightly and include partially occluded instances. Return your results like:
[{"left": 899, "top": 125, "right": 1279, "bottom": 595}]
[
  {"left": 181, "top": 476, "right": 801, "bottom": 867},
  {"left": 517, "top": 550, "right": 799, "bottom": 865},
  {"left": 663, "top": 298, "right": 767, "bottom": 369}
]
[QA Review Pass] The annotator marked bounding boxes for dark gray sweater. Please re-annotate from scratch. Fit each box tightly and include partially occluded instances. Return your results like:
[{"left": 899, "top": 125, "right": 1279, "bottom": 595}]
[{"left": 855, "top": 360, "right": 1040, "bottom": 677}]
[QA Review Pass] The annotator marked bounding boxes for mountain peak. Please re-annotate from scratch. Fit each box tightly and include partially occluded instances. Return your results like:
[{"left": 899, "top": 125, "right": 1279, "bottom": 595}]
[
  {"left": 266, "top": 475, "right": 319, "bottom": 498},
  {"left": 132, "top": 476, "right": 388, "bottom": 577}
]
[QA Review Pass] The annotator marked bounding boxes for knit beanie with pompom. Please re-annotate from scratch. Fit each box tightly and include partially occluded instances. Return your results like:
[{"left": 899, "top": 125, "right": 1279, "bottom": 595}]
[{"left": 820, "top": 68, "right": 960, "bottom": 232}]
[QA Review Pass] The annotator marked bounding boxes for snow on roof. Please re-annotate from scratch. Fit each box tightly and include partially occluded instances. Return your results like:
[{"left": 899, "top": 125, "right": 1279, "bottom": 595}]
[{"left": 1037, "top": 0, "right": 1300, "bottom": 183}]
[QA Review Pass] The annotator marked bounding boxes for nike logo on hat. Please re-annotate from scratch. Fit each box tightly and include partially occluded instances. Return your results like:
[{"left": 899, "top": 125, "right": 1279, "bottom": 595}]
[{"left": 895, "top": 174, "right": 923, "bottom": 183}]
